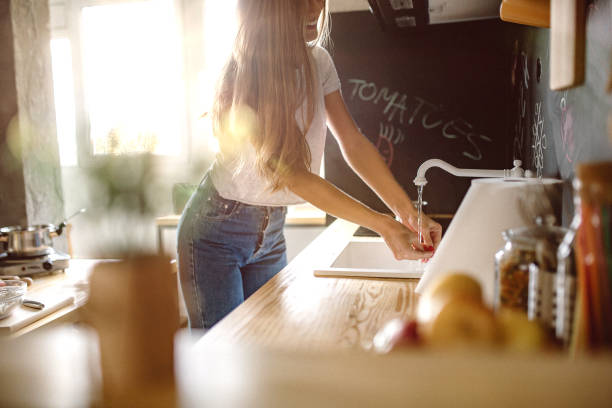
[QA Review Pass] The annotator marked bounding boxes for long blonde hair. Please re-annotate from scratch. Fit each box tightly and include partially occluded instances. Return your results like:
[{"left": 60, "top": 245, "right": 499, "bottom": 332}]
[{"left": 211, "top": 0, "right": 331, "bottom": 191}]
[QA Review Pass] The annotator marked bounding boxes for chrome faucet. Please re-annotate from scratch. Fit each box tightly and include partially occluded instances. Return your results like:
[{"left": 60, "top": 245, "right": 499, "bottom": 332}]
[{"left": 413, "top": 159, "right": 526, "bottom": 186}]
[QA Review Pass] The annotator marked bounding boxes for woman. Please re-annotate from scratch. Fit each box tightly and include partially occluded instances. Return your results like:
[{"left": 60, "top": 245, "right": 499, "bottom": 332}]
[{"left": 177, "top": 0, "right": 442, "bottom": 330}]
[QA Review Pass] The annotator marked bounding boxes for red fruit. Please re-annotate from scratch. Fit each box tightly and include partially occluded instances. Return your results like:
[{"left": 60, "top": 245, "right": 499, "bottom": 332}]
[
  {"left": 373, "top": 318, "right": 421, "bottom": 353},
  {"left": 400, "top": 320, "right": 420, "bottom": 343}
]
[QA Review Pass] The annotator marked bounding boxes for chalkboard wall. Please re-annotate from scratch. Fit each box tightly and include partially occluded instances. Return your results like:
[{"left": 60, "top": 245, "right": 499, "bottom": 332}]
[
  {"left": 505, "top": 0, "right": 612, "bottom": 225},
  {"left": 508, "top": 0, "right": 612, "bottom": 225},
  {"left": 325, "top": 4, "right": 612, "bottom": 228},
  {"left": 325, "top": 12, "right": 514, "bottom": 221}
]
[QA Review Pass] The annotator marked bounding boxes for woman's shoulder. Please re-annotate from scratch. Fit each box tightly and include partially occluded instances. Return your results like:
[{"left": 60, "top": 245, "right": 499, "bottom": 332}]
[
  {"left": 310, "top": 45, "right": 340, "bottom": 93},
  {"left": 311, "top": 45, "right": 334, "bottom": 66}
]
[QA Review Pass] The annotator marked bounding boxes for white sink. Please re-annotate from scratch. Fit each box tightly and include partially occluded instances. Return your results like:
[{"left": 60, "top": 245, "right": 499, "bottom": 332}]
[{"left": 314, "top": 237, "right": 424, "bottom": 279}]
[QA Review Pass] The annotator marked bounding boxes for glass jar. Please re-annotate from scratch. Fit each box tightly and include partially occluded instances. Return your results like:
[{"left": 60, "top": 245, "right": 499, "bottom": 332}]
[
  {"left": 494, "top": 224, "right": 567, "bottom": 312},
  {"left": 555, "top": 211, "right": 579, "bottom": 346}
]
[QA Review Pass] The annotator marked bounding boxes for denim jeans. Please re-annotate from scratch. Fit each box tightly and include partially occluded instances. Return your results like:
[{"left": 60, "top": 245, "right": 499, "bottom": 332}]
[{"left": 176, "top": 175, "right": 287, "bottom": 329}]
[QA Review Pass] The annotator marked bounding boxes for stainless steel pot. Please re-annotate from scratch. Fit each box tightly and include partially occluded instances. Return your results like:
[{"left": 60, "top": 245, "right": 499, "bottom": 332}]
[
  {"left": 0, "top": 224, "right": 63, "bottom": 257},
  {"left": 0, "top": 209, "right": 85, "bottom": 257}
]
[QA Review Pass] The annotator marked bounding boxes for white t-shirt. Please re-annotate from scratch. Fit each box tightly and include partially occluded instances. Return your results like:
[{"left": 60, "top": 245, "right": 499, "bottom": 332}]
[{"left": 210, "top": 46, "right": 341, "bottom": 206}]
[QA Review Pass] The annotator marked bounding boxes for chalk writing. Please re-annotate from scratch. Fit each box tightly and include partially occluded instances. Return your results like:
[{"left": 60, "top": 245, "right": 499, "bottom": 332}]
[
  {"left": 466, "top": 133, "right": 493, "bottom": 161},
  {"left": 560, "top": 91, "right": 575, "bottom": 164},
  {"left": 348, "top": 79, "right": 409, "bottom": 123},
  {"left": 532, "top": 101, "right": 547, "bottom": 179},
  {"left": 347, "top": 79, "right": 492, "bottom": 161},
  {"left": 513, "top": 52, "right": 529, "bottom": 161}
]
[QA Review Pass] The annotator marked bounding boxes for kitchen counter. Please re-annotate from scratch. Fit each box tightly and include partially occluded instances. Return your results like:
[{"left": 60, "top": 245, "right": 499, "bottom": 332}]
[
  {"left": 198, "top": 218, "right": 420, "bottom": 351},
  {"left": 3, "top": 325, "right": 612, "bottom": 408},
  {"left": 186, "top": 218, "right": 612, "bottom": 407},
  {"left": 0, "top": 259, "right": 101, "bottom": 338},
  {"left": 2, "top": 223, "right": 612, "bottom": 407},
  {"left": 181, "top": 340, "right": 612, "bottom": 408}
]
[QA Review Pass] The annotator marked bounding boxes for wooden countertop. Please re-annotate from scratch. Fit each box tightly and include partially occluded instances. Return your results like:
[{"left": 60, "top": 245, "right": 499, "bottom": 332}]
[
  {"left": 181, "top": 341, "right": 612, "bottom": 408},
  {"left": 188, "top": 218, "right": 612, "bottom": 407},
  {"left": 199, "top": 218, "right": 420, "bottom": 351},
  {"left": 1, "top": 259, "right": 102, "bottom": 338},
  {"left": 2, "top": 230, "right": 612, "bottom": 407}
]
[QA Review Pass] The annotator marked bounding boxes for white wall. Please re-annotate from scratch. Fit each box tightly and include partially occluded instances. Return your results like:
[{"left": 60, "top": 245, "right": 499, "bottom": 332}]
[
  {"left": 285, "top": 226, "right": 327, "bottom": 261},
  {"left": 330, "top": 0, "right": 369, "bottom": 13},
  {"left": 429, "top": 0, "right": 500, "bottom": 24}
]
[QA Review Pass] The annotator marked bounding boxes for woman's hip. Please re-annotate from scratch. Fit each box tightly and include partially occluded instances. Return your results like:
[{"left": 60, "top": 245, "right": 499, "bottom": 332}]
[{"left": 178, "top": 175, "right": 287, "bottom": 250}]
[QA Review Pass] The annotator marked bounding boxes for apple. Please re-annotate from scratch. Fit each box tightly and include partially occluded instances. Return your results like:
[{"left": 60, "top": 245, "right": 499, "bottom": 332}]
[
  {"left": 418, "top": 272, "right": 483, "bottom": 323},
  {"left": 425, "top": 296, "right": 500, "bottom": 349},
  {"left": 497, "top": 308, "right": 548, "bottom": 352},
  {"left": 427, "top": 272, "right": 483, "bottom": 303}
]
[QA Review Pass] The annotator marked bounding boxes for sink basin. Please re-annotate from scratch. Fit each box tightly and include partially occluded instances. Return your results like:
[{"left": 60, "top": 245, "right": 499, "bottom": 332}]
[{"left": 314, "top": 237, "right": 424, "bottom": 279}]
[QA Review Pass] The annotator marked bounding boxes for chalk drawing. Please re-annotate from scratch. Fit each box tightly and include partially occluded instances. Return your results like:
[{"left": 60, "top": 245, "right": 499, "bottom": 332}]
[
  {"left": 376, "top": 122, "right": 395, "bottom": 166},
  {"left": 378, "top": 122, "right": 406, "bottom": 145},
  {"left": 560, "top": 91, "right": 575, "bottom": 163},
  {"left": 532, "top": 101, "right": 547, "bottom": 178},
  {"left": 513, "top": 52, "right": 529, "bottom": 161}
]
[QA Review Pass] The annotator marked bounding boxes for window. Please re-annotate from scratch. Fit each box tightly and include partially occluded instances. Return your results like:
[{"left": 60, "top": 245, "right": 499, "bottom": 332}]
[
  {"left": 51, "top": 0, "right": 185, "bottom": 163},
  {"left": 193, "top": 0, "right": 239, "bottom": 154}
]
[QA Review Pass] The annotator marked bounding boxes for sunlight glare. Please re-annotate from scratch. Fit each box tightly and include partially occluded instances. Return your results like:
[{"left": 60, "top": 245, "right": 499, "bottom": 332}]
[
  {"left": 197, "top": 0, "right": 238, "bottom": 154},
  {"left": 81, "top": 0, "right": 183, "bottom": 156}
]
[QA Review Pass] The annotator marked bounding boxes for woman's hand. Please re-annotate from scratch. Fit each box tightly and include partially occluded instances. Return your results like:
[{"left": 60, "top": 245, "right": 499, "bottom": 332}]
[
  {"left": 378, "top": 216, "right": 434, "bottom": 261},
  {"left": 396, "top": 210, "right": 443, "bottom": 251},
  {"left": 324, "top": 91, "right": 443, "bottom": 251}
]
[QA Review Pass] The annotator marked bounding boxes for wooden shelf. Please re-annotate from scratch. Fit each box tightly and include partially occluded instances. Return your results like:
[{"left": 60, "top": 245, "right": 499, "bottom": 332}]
[{"left": 500, "top": 0, "right": 550, "bottom": 27}]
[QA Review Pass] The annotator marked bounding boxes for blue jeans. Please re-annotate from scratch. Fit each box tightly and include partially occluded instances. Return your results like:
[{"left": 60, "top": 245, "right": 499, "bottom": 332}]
[{"left": 176, "top": 175, "right": 287, "bottom": 329}]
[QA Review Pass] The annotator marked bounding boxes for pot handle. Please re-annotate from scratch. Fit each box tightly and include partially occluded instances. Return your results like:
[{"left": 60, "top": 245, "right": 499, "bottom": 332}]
[{"left": 53, "top": 208, "right": 86, "bottom": 237}]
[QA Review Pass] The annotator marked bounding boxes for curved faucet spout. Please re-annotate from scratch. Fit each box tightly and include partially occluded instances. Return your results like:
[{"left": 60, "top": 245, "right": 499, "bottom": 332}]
[{"left": 413, "top": 159, "right": 510, "bottom": 186}]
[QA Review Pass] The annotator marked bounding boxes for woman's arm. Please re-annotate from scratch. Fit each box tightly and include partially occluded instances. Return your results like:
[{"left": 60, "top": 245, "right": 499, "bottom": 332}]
[
  {"left": 324, "top": 90, "right": 442, "bottom": 249},
  {"left": 285, "top": 170, "right": 433, "bottom": 260}
]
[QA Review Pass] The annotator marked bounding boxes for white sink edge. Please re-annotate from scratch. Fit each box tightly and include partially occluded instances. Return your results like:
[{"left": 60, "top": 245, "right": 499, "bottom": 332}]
[
  {"left": 312, "top": 233, "right": 424, "bottom": 279},
  {"left": 314, "top": 268, "right": 423, "bottom": 279}
]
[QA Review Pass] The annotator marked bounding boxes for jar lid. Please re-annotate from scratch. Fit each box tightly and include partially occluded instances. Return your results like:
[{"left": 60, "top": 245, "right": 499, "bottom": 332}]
[{"left": 502, "top": 225, "right": 568, "bottom": 248}]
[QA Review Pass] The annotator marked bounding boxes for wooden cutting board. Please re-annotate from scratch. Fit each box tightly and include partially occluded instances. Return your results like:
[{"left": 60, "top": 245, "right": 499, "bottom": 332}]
[{"left": 0, "top": 288, "right": 74, "bottom": 334}]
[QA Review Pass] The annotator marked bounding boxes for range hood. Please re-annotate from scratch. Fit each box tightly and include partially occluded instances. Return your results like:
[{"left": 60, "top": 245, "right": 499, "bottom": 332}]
[{"left": 366, "top": 0, "right": 501, "bottom": 29}]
